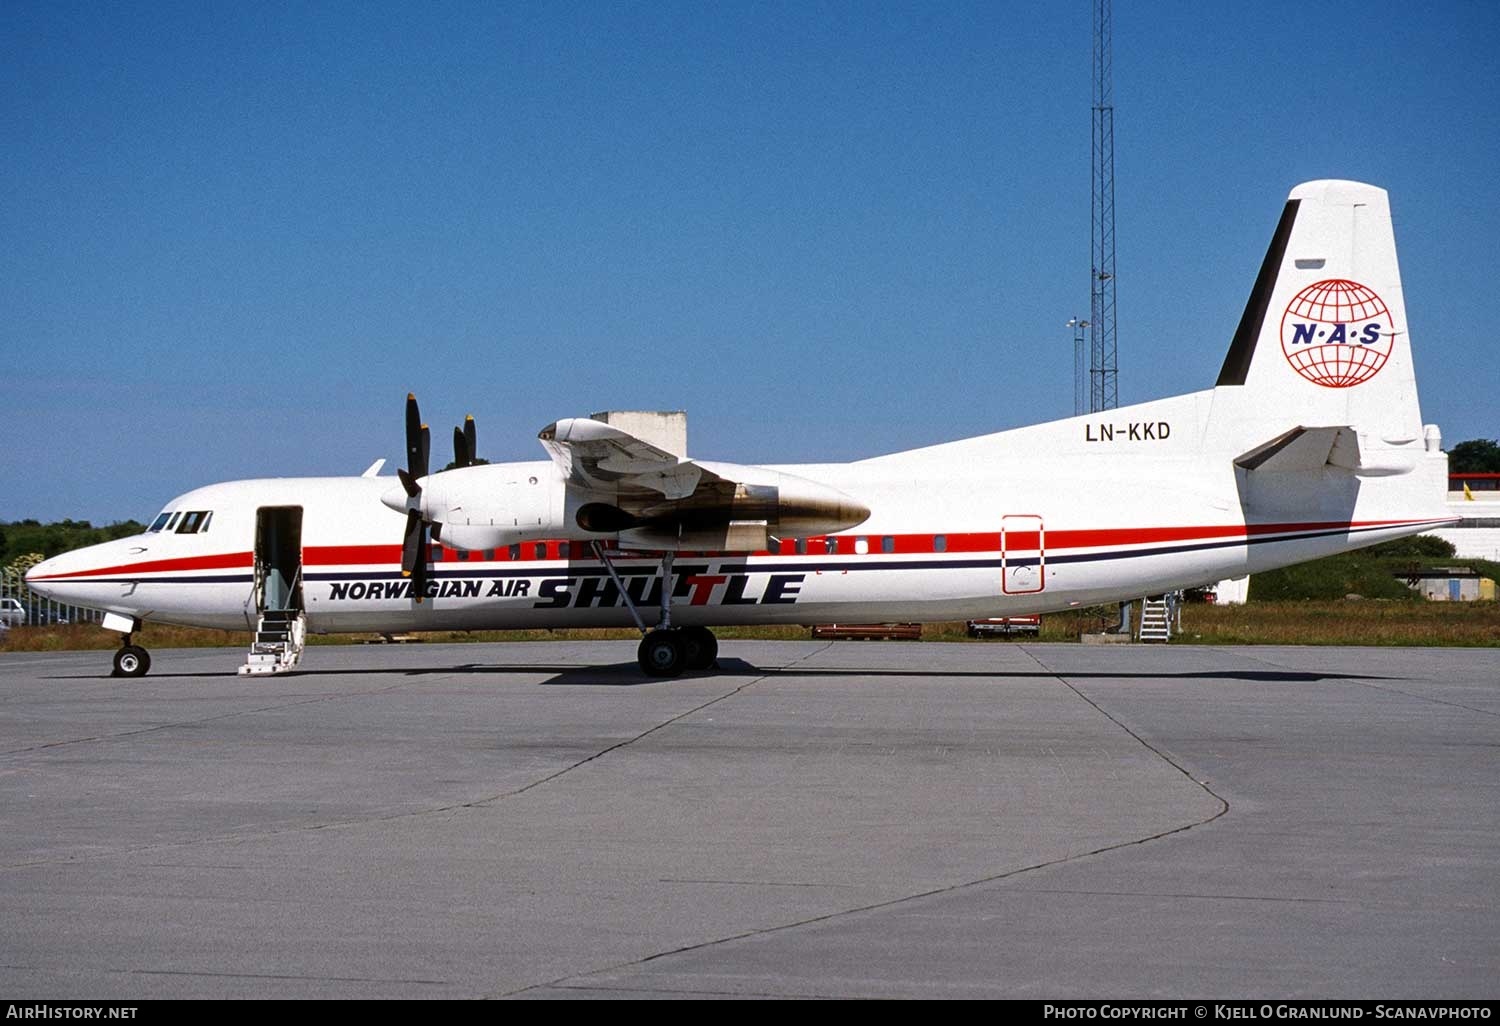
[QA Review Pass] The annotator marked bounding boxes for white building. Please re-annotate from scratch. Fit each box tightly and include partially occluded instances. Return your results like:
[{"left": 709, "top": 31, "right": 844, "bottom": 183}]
[{"left": 1433, "top": 472, "right": 1500, "bottom": 561}]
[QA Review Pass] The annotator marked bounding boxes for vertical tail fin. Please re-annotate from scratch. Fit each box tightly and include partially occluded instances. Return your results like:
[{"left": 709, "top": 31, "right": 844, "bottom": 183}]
[{"left": 1212, "top": 180, "right": 1422, "bottom": 448}]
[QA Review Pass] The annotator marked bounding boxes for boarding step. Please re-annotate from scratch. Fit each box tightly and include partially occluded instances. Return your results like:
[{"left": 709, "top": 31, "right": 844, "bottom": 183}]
[
  {"left": 1136, "top": 595, "right": 1173, "bottom": 642},
  {"left": 239, "top": 609, "right": 306, "bottom": 675}
]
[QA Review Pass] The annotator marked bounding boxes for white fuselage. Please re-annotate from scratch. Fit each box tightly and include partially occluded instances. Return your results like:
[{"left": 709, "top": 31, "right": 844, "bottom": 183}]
[{"left": 26, "top": 387, "right": 1454, "bottom": 635}]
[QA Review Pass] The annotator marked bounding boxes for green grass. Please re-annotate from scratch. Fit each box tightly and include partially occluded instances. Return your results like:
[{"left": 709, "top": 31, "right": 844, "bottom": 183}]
[
  {"left": 6, "top": 600, "right": 1494, "bottom": 653},
  {"left": 1174, "top": 599, "right": 1500, "bottom": 647}
]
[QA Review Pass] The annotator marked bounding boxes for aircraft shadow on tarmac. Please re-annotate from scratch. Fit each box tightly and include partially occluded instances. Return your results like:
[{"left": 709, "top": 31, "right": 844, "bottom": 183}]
[{"left": 52, "top": 660, "right": 1395, "bottom": 686}]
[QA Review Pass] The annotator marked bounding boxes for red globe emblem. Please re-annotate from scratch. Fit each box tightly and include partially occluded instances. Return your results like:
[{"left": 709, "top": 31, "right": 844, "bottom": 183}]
[{"left": 1279, "top": 279, "right": 1394, "bottom": 388}]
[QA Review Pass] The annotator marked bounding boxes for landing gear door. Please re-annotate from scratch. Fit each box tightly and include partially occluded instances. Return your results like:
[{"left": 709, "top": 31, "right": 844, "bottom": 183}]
[{"left": 1001, "top": 515, "right": 1045, "bottom": 595}]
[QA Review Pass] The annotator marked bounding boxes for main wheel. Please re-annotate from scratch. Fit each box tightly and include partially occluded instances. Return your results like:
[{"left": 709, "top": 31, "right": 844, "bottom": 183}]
[
  {"left": 637, "top": 629, "right": 685, "bottom": 678},
  {"left": 679, "top": 626, "right": 719, "bottom": 671},
  {"left": 112, "top": 645, "right": 151, "bottom": 678}
]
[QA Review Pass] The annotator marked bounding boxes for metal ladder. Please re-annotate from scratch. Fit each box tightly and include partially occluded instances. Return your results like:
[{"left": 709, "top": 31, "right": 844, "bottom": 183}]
[
  {"left": 239, "top": 609, "right": 307, "bottom": 675},
  {"left": 1136, "top": 595, "right": 1173, "bottom": 642}
]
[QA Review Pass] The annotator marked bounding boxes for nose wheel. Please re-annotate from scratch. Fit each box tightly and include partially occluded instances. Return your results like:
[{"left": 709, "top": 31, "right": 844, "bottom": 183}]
[{"left": 112, "top": 641, "right": 151, "bottom": 678}]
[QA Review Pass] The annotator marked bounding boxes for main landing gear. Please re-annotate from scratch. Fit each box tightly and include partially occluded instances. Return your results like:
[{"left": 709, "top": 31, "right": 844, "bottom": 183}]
[
  {"left": 637, "top": 625, "right": 719, "bottom": 677},
  {"left": 112, "top": 635, "right": 151, "bottom": 678},
  {"left": 593, "top": 543, "right": 719, "bottom": 678}
]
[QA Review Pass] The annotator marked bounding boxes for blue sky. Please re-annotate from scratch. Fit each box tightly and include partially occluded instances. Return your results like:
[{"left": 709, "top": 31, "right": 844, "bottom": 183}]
[{"left": 4, "top": 1, "right": 1497, "bottom": 522}]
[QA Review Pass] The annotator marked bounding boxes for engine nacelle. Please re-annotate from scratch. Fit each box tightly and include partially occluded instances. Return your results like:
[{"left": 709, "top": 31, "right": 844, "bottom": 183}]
[
  {"left": 383, "top": 458, "right": 869, "bottom": 553},
  {"left": 394, "top": 462, "right": 571, "bottom": 550}
]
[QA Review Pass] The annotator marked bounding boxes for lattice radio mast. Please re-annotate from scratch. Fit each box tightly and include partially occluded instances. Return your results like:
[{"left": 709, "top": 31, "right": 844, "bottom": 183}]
[{"left": 1089, "top": 0, "right": 1118, "bottom": 412}]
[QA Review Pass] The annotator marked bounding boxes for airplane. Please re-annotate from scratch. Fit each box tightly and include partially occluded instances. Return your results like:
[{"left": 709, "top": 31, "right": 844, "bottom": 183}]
[{"left": 26, "top": 180, "right": 1458, "bottom": 679}]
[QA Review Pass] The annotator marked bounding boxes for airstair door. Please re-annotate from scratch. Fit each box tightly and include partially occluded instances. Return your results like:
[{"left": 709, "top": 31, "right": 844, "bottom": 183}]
[
  {"left": 1001, "top": 515, "right": 1045, "bottom": 595},
  {"left": 254, "top": 507, "right": 304, "bottom": 613}
]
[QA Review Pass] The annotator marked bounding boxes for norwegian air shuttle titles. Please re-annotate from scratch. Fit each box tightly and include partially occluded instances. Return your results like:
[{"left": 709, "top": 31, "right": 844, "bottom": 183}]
[{"left": 27, "top": 181, "right": 1457, "bottom": 678}]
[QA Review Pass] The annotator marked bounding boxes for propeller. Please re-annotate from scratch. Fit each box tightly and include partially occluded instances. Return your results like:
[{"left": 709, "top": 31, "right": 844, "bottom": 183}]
[
  {"left": 452, "top": 414, "right": 477, "bottom": 469},
  {"left": 397, "top": 396, "right": 484, "bottom": 602},
  {"left": 400, "top": 393, "right": 433, "bottom": 603}
]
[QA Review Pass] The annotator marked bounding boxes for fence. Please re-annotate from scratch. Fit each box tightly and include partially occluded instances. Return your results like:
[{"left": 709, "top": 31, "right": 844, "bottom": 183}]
[{"left": 1, "top": 566, "right": 105, "bottom": 628}]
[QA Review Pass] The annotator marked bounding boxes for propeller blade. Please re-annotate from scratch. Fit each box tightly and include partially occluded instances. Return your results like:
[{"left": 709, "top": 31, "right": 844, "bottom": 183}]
[
  {"left": 404, "top": 393, "right": 423, "bottom": 478},
  {"left": 409, "top": 546, "right": 428, "bottom": 604},
  {"left": 401, "top": 509, "right": 424, "bottom": 574},
  {"left": 402, "top": 510, "right": 431, "bottom": 604},
  {"left": 399, "top": 393, "right": 433, "bottom": 603},
  {"left": 453, "top": 426, "right": 468, "bottom": 469},
  {"left": 463, "top": 415, "right": 476, "bottom": 467}
]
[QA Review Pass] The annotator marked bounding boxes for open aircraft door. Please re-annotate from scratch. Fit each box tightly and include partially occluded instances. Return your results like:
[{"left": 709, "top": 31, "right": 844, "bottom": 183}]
[
  {"left": 1001, "top": 515, "right": 1045, "bottom": 595},
  {"left": 252, "top": 507, "right": 304, "bottom": 621}
]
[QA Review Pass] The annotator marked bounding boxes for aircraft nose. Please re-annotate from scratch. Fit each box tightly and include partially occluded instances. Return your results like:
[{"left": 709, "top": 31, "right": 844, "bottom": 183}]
[{"left": 24, "top": 555, "right": 64, "bottom": 600}]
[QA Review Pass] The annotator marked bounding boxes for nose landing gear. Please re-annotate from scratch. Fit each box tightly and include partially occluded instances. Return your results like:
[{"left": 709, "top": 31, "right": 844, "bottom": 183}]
[{"left": 112, "top": 636, "right": 152, "bottom": 678}]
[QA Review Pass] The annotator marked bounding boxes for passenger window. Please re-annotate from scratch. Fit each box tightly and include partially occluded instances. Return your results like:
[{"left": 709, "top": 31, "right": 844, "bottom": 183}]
[
  {"left": 882, "top": 536, "right": 895, "bottom": 553},
  {"left": 534, "top": 543, "right": 546, "bottom": 560},
  {"left": 794, "top": 538, "right": 806, "bottom": 555},
  {"left": 854, "top": 537, "right": 869, "bottom": 555},
  {"left": 148, "top": 513, "right": 172, "bottom": 533},
  {"left": 826, "top": 538, "right": 838, "bottom": 554},
  {"left": 560, "top": 542, "right": 570, "bottom": 559},
  {"left": 933, "top": 535, "right": 947, "bottom": 552},
  {"left": 458, "top": 549, "right": 470, "bottom": 561},
  {"left": 509, "top": 544, "right": 520, "bottom": 561}
]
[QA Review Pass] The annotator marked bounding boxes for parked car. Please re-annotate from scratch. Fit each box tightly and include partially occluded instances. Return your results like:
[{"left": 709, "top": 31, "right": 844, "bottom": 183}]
[
  {"left": 0, "top": 598, "right": 25, "bottom": 628},
  {"left": 966, "top": 616, "right": 1041, "bottom": 638}
]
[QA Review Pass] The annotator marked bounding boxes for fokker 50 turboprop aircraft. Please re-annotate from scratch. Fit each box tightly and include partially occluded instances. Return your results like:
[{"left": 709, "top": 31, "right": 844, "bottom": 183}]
[{"left": 28, "top": 181, "right": 1456, "bottom": 678}]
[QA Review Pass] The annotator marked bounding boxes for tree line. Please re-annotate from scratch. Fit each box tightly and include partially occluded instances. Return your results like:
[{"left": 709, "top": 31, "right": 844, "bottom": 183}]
[{"left": 1, "top": 519, "right": 147, "bottom": 570}]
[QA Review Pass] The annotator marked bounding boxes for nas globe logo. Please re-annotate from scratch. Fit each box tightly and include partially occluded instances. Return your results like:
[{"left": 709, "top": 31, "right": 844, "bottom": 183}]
[{"left": 1279, "top": 279, "right": 1394, "bottom": 388}]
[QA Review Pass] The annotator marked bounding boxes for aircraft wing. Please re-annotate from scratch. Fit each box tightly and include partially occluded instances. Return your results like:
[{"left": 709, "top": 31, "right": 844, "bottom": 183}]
[
  {"left": 538, "top": 418, "right": 715, "bottom": 500},
  {"left": 536, "top": 417, "right": 869, "bottom": 549}
]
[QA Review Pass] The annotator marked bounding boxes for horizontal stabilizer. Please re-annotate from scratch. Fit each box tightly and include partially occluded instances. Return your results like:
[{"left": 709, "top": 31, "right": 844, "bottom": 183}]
[
  {"left": 1234, "top": 426, "right": 1415, "bottom": 477},
  {"left": 1235, "top": 426, "right": 1359, "bottom": 472}
]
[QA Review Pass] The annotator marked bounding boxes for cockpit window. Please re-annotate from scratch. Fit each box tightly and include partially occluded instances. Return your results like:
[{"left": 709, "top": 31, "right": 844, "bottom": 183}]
[
  {"left": 148, "top": 512, "right": 173, "bottom": 533},
  {"left": 164, "top": 512, "right": 182, "bottom": 532},
  {"left": 199, "top": 512, "right": 212, "bottom": 533},
  {"left": 176, "top": 511, "right": 211, "bottom": 534}
]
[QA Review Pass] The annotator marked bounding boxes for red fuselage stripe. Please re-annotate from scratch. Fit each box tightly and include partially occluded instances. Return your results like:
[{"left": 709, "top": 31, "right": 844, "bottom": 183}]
[{"left": 28, "top": 518, "right": 1452, "bottom": 581}]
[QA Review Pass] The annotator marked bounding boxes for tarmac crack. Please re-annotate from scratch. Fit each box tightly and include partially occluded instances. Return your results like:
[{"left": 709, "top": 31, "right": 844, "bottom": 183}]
[
  {"left": 0, "top": 678, "right": 438, "bottom": 758},
  {"left": 0, "top": 648, "right": 833, "bottom": 872},
  {"left": 492, "top": 646, "right": 1231, "bottom": 1000},
  {"left": 455, "top": 642, "right": 835, "bottom": 810},
  {"left": 1022, "top": 647, "right": 1233, "bottom": 817},
  {"left": 1238, "top": 649, "right": 1500, "bottom": 720}
]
